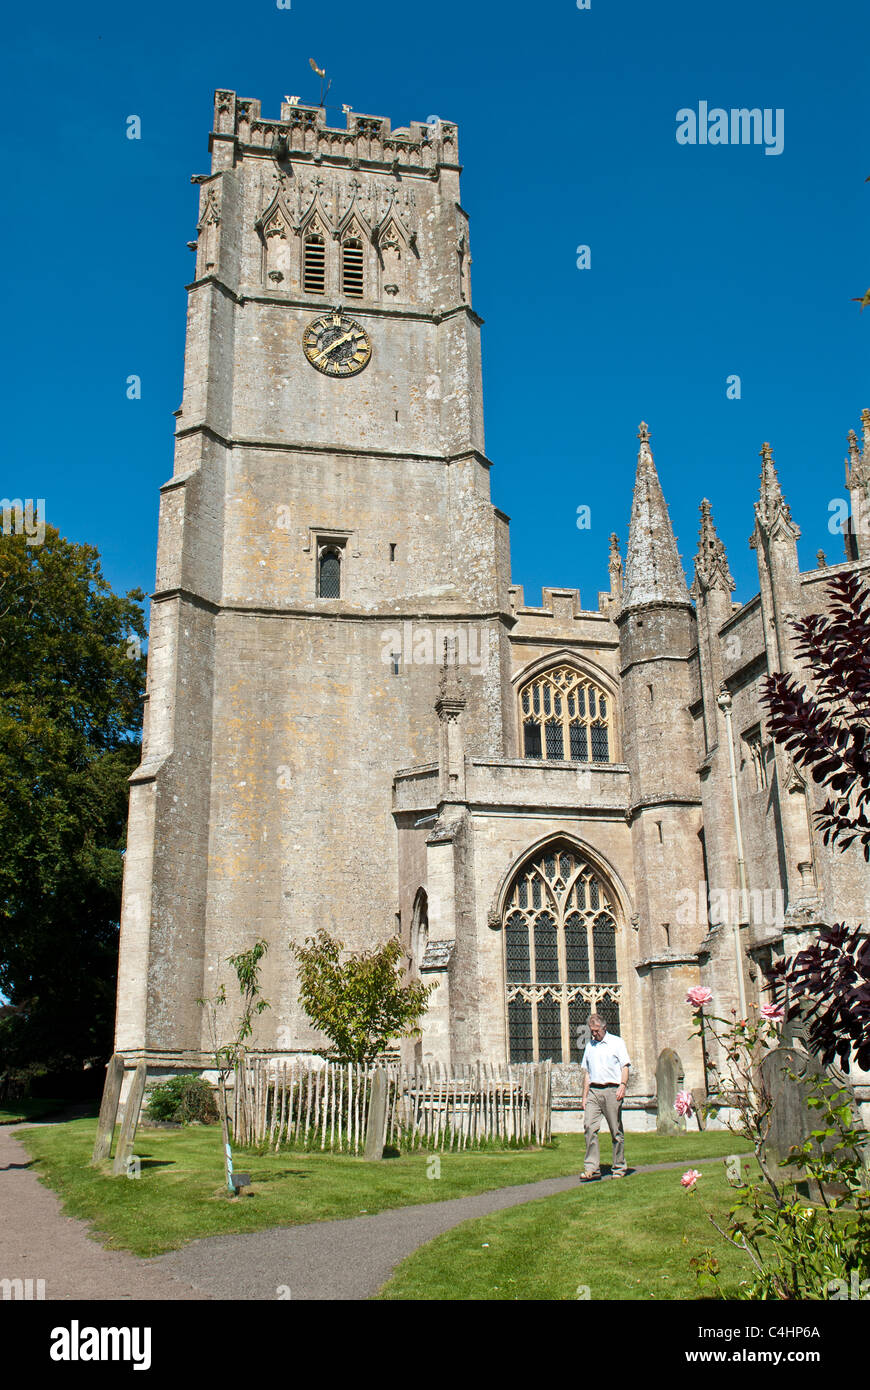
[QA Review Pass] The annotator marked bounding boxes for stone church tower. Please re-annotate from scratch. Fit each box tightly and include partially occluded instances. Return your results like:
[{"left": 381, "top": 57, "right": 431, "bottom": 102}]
[
  {"left": 115, "top": 90, "right": 869, "bottom": 1127},
  {"left": 115, "top": 91, "right": 514, "bottom": 1066}
]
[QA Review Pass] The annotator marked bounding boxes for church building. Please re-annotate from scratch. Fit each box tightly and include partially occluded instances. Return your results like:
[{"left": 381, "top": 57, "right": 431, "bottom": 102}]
[{"left": 114, "top": 91, "right": 870, "bottom": 1127}]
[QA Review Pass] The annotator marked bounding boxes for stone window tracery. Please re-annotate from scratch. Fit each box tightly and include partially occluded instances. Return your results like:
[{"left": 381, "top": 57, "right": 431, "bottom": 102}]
[
  {"left": 502, "top": 843, "right": 622, "bottom": 1063},
  {"left": 519, "top": 666, "right": 612, "bottom": 763}
]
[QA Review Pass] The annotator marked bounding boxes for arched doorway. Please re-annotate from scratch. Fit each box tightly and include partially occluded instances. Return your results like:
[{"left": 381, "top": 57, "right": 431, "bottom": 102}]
[{"left": 502, "top": 841, "right": 623, "bottom": 1063}]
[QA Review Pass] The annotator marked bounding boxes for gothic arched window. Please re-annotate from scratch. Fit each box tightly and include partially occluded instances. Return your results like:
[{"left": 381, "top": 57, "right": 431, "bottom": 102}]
[
  {"left": 341, "top": 237, "right": 364, "bottom": 298},
  {"left": 318, "top": 546, "right": 341, "bottom": 598},
  {"left": 519, "top": 666, "right": 612, "bottom": 764},
  {"left": 303, "top": 232, "right": 326, "bottom": 294},
  {"left": 502, "top": 843, "right": 621, "bottom": 1063}
]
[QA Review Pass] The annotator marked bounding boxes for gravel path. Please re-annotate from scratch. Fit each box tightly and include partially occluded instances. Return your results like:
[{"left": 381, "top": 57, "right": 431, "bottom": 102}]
[
  {"left": 155, "top": 1153, "right": 738, "bottom": 1301},
  {"left": 2, "top": 1119, "right": 738, "bottom": 1302},
  {"left": 0, "top": 1123, "right": 210, "bottom": 1301}
]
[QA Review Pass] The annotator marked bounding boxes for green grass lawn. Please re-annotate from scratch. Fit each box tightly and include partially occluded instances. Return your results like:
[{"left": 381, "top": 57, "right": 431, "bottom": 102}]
[
  {"left": 14, "top": 1117, "right": 741, "bottom": 1259},
  {"left": 376, "top": 1163, "right": 757, "bottom": 1300}
]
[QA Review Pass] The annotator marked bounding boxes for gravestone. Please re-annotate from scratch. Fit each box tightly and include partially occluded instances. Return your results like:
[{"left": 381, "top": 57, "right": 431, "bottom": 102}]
[
  {"left": 760, "top": 1045, "right": 841, "bottom": 1187},
  {"left": 364, "top": 1068, "right": 388, "bottom": 1161},
  {"left": 91, "top": 1053, "right": 125, "bottom": 1163},
  {"left": 656, "top": 1048, "right": 685, "bottom": 1134},
  {"left": 112, "top": 1063, "right": 147, "bottom": 1177}
]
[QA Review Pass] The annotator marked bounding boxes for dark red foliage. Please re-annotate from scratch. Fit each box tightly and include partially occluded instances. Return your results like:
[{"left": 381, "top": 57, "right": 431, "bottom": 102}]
[
  {"left": 767, "top": 923, "right": 870, "bottom": 1073},
  {"left": 760, "top": 572, "right": 870, "bottom": 860}
]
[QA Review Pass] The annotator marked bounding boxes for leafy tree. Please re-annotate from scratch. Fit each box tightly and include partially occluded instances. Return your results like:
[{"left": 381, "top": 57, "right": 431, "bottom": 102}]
[
  {"left": 761, "top": 572, "right": 870, "bottom": 858},
  {"left": 768, "top": 924, "right": 870, "bottom": 1074},
  {"left": 761, "top": 573, "right": 870, "bottom": 1069},
  {"left": 290, "top": 929, "right": 434, "bottom": 1063},
  {"left": 0, "top": 524, "right": 146, "bottom": 1077},
  {"left": 198, "top": 938, "right": 269, "bottom": 1187}
]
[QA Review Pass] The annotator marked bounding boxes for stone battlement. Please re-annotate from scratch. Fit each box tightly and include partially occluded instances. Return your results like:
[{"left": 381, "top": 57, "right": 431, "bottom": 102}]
[{"left": 210, "top": 90, "right": 458, "bottom": 174}]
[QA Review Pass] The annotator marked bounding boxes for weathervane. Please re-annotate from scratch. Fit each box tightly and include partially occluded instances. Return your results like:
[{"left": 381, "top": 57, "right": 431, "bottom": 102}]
[{"left": 309, "top": 58, "right": 331, "bottom": 108}]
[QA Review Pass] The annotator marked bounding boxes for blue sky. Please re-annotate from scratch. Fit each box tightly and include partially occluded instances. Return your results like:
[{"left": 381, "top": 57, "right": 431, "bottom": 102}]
[{"left": 5, "top": 0, "right": 868, "bottom": 614}]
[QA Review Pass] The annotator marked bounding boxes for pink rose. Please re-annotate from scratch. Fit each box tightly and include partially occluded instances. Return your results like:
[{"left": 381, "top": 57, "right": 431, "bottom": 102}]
[
  {"left": 675, "top": 1090, "right": 694, "bottom": 1117},
  {"left": 681, "top": 1169, "right": 702, "bottom": 1189},
  {"left": 761, "top": 1003, "right": 784, "bottom": 1021},
  {"left": 686, "top": 987, "right": 713, "bottom": 1008}
]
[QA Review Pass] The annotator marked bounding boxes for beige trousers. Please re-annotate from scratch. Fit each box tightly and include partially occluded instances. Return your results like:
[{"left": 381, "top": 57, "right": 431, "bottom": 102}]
[{"left": 584, "top": 1086, "right": 626, "bottom": 1175}]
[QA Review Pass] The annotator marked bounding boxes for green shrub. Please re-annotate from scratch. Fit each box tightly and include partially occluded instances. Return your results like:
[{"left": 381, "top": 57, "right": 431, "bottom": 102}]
[{"left": 146, "top": 1075, "right": 219, "bottom": 1125}]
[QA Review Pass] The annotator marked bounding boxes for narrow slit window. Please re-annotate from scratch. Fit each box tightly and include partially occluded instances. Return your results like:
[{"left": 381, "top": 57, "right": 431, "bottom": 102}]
[{"left": 318, "top": 547, "right": 341, "bottom": 598}]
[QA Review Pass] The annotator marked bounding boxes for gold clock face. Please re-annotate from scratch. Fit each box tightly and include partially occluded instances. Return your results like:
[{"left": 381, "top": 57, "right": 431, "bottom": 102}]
[{"left": 302, "top": 310, "right": 372, "bottom": 377}]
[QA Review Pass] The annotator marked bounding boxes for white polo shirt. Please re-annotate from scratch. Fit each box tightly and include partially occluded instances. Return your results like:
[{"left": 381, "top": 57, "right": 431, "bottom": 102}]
[{"left": 580, "top": 1031, "right": 631, "bottom": 1085}]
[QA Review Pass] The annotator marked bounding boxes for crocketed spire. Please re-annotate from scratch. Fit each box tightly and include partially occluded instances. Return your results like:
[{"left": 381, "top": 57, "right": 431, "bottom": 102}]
[
  {"left": 622, "top": 422, "right": 691, "bottom": 609},
  {"left": 690, "top": 498, "right": 735, "bottom": 599},
  {"left": 751, "top": 441, "right": 800, "bottom": 546}
]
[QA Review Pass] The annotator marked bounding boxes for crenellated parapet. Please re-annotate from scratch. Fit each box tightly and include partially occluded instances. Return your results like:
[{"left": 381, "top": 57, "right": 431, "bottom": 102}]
[{"left": 210, "top": 90, "right": 458, "bottom": 176}]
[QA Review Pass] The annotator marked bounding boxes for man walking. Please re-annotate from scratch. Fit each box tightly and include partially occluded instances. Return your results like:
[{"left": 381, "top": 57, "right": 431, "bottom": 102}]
[{"left": 579, "top": 1013, "right": 630, "bottom": 1180}]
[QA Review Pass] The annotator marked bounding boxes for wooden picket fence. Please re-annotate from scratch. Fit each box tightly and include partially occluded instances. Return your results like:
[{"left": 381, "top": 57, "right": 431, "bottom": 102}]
[{"left": 232, "top": 1057, "right": 552, "bottom": 1153}]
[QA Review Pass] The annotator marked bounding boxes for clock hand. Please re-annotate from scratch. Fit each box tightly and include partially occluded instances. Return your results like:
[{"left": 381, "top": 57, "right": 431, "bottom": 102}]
[{"left": 313, "top": 328, "right": 363, "bottom": 364}]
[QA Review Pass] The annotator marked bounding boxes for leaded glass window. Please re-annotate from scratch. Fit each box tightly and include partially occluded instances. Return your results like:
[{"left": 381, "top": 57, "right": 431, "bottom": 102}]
[
  {"left": 570, "top": 723, "right": 588, "bottom": 760},
  {"left": 505, "top": 911, "right": 529, "bottom": 983},
  {"left": 503, "top": 843, "right": 622, "bottom": 1063},
  {"left": 592, "top": 914, "right": 618, "bottom": 981},
  {"left": 520, "top": 666, "right": 614, "bottom": 763},
  {"left": 545, "top": 720, "right": 564, "bottom": 760},
  {"left": 523, "top": 721, "right": 541, "bottom": 759},
  {"left": 508, "top": 998, "right": 534, "bottom": 1063},
  {"left": 564, "top": 911, "right": 589, "bottom": 982},
  {"left": 318, "top": 547, "right": 341, "bottom": 598},
  {"left": 537, "top": 997, "right": 562, "bottom": 1062},
  {"left": 534, "top": 913, "right": 559, "bottom": 982},
  {"left": 591, "top": 724, "right": 609, "bottom": 763}
]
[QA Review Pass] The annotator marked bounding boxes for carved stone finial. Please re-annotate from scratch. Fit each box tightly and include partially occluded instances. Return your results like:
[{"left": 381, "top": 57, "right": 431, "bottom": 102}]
[
  {"left": 608, "top": 532, "right": 623, "bottom": 599},
  {"left": 637, "top": 421, "right": 650, "bottom": 445},
  {"left": 816, "top": 549, "right": 827, "bottom": 568},
  {"left": 435, "top": 637, "right": 466, "bottom": 720},
  {"left": 690, "top": 498, "right": 735, "bottom": 599},
  {"left": 846, "top": 417, "right": 870, "bottom": 491},
  {"left": 751, "top": 441, "right": 800, "bottom": 546}
]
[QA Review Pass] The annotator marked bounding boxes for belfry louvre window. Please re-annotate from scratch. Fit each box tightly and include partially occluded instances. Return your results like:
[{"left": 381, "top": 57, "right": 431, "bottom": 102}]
[
  {"left": 318, "top": 547, "right": 341, "bottom": 598},
  {"left": 503, "top": 844, "right": 621, "bottom": 1063},
  {"left": 341, "top": 238, "right": 364, "bottom": 297},
  {"left": 303, "top": 234, "right": 326, "bottom": 293},
  {"left": 520, "top": 666, "right": 612, "bottom": 763}
]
